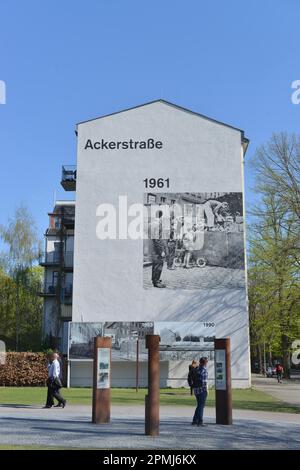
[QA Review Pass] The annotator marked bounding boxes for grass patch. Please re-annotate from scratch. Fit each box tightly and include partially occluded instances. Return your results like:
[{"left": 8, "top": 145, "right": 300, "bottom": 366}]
[
  {"left": 0, "top": 444, "right": 82, "bottom": 450},
  {"left": 0, "top": 386, "right": 299, "bottom": 414}
]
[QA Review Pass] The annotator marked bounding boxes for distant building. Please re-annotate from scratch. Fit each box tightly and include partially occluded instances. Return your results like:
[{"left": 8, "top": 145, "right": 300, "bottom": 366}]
[{"left": 39, "top": 197, "right": 75, "bottom": 352}]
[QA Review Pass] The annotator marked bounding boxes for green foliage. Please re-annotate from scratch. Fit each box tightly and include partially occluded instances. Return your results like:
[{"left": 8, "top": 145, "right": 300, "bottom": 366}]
[
  {"left": 0, "top": 205, "right": 43, "bottom": 351},
  {"left": 248, "top": 133, "right": 300, "bottom": 374},
  {"left": 0, "top": 266, "right": 43, "bottom": 351},
  {"left": 0, "top": 205, "right": 40, "bottom": 273}
]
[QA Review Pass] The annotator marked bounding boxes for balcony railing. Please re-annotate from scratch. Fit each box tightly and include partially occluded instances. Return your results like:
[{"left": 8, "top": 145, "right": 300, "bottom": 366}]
[
  {"left": 39, "top": 252, "right": 60, "bottom": 266},
  {"left": 39, "top": 251, "right": 74, "bottom": 269},
  {"left": 40, "top": 282, "right": 59, "bottom": 296},
  {"left": 61, "top": 165, "right": 76, "bottom": 191},
  {"left": 39, "top": 283, "right": 73, "bottom": 303},
  {"left": 61, "top": 285, "right": 73, "bottom": 304}
]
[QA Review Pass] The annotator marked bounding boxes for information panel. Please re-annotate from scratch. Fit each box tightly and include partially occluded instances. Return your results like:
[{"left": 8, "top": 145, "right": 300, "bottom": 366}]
[
  {"left": 215, "top": 349, "right": 227, "bottom": 391},
  {"left": 96, "top": 348, "right": 110, "bottom": 389}
]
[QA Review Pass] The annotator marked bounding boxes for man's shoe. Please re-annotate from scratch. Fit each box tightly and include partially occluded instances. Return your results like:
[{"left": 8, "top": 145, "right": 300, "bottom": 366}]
[
  {"left": 197, "top": 422, "right": 206, "bottom": 427},
  {"left": 191, "top": 422, "right": 197, "bottom": 426},
  {"left": 54, "top": 403, "right": 62, "bottom": 408},
  {"left": 153, "top": 282, "right": 166, "bottom": 288},
  {"left": 61, "top": 400, "right": 67, "bottom": 408},
  {"left": 43, "top": 405, "right": 52, "bottom": 409}
]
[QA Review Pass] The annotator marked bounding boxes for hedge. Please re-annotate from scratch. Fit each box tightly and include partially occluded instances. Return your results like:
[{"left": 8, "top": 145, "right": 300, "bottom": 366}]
[{"left": 0, "top": 352, "right": 48, "bottom": 386}]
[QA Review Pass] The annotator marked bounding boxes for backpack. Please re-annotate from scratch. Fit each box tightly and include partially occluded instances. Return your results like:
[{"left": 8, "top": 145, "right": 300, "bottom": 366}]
[{"left": 187, "top": 366, "right": 200, "bottom": 388}]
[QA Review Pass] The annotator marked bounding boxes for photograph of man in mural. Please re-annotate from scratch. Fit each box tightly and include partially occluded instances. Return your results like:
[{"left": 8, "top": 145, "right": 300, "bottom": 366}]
[{"left": 143, "top": 192, "right": 245, "bottom": 290}]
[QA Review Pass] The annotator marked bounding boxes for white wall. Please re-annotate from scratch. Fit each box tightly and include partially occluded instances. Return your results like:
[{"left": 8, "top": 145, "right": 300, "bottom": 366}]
[
  {"left": 72, "top": 101, "right": 250, "bottom": 387},
  {"left": 70, "top": 359, "right": 249, "bottom": 388}
]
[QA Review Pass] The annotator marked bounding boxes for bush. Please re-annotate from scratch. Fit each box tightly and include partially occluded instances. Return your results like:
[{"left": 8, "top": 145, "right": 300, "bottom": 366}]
[{"left": 0, "top": 352, "right": 48, "bottom": 386}]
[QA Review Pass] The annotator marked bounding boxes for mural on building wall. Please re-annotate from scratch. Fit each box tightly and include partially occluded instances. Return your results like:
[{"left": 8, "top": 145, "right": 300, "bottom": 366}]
[
  {"left": 69, "top": 322, "right": 154, "bottom": 361},
  {"left": 68, "top": 321, "right": 215, "bottom": 362},
  {"left": 143, "top": 192, "right": 245, "bottom": 290},
  {"left": 155, "top": 321, "right": 215, "bottom": 361},
  {"left": 69, "top": 322, "right": 103, "bottom": 359}
]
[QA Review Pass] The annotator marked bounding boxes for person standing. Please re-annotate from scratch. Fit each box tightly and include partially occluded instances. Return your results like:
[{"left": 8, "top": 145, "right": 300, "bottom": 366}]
[
  {"left": 44, "top": 353, "right": 55, "bottom": 408},
  {"left": 44, "top": 352, "right": 66, "bottom": 408},
  {"left": 182, "top": 225, "right": 195, "bottom": 268},
  {"left": 276, "top": 363, "right": 284, "bottom": 383},
  {"left": 192, "top": 357, "right": 208, "bottom": 426},
  {"left": 150, "top": 210, "right": 168, "bottom": 287},
  {"left": 167, "top": 229, "right": 176, "bottom": 270}
]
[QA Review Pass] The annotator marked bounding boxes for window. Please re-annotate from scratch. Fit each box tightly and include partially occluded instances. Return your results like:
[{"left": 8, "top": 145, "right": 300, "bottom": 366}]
[
  {"left": 147, "top": 194, "right": 156, "bottom": 203},
  {"left": 52, "top": 271, "right": 59, "bottom": 286}
]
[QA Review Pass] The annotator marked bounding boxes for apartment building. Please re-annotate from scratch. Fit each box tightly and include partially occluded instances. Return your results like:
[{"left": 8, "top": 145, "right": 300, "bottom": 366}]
[{"left": 40, "top": 167, "right": 76, "bottom": 353}]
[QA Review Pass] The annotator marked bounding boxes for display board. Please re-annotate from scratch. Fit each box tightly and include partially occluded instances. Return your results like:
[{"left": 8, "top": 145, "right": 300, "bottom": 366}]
[
  {"left": 96, "top": 348, "right": 110, "bottom": 389},
  {"left": 215, "top": 349, "right": 227, "bottom": 390}
]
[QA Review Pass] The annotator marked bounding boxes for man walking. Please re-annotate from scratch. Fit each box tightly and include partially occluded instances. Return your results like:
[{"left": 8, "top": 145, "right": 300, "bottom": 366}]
[
  {"left": 44, "top": 352, "right": 66, "bottom": 408},
  {"left": 192, "top": 357, "right": 208, "bottom": 426}
]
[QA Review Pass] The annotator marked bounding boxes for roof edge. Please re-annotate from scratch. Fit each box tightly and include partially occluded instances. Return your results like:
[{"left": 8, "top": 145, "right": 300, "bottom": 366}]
[{"left": 75, "top": 99, "right": 249, "bottom": 150}]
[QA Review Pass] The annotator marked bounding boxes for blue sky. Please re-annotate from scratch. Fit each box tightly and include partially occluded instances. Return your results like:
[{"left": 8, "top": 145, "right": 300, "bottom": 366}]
[{"left": 0, "top": 0, "right": 299, "bottom": 242}]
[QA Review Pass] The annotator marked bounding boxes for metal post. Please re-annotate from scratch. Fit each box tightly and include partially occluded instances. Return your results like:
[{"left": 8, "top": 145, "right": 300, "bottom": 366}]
[
  {"left": 92, "top": 336, "right": 112, "bottom": 424},
  {"left": 214, "top": 338, "right": 232, "bottom": 425},
  {"left": 145, "top": 334, "right": 160, "bottom": 436},
  {"left": 263, "top": 341, "right": 266, "bottom": 376},
  {"left": 136, "top": 338, "right": 139, "bottom": 393}
]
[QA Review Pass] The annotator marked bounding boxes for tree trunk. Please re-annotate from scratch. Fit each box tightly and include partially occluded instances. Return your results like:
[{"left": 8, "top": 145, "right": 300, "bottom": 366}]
[
  {"left": 281, "top": 334, "right": 290, "bottom": 379},
  {"left": 268, "top": 349, "right": 273, "bottom": 365},
  {"left": 258, "top": 344, "right": 263, "bottom": 374},
  {"left": 15, "top": 276, "right": 20, "bottom": 352}
]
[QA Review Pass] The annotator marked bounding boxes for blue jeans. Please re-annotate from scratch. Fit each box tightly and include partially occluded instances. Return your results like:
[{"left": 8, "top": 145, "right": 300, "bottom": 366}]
[{"left": 192, "top": 391, "right": 207, "bottom": 424}]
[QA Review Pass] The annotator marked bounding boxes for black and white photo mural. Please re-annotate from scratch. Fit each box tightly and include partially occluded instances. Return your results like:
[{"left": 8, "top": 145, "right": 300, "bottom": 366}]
[{"left": 143, "top": 192, "right": 245, "bottom": 290}]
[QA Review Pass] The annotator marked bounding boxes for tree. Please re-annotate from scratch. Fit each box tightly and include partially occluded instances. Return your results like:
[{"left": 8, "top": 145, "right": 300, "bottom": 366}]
[
  {"left": 254, "top": 133, "right": 300, "bottom": 222},
  {"left": 249, "top": 134, "right": 300, "bottom": 377},
  {"left": 0, "top": 205, "right": 41, "bottom": 350}
]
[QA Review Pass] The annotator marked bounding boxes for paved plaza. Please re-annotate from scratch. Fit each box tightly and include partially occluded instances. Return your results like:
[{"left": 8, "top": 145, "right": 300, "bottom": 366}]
[
  {"left": 1, "top": 404, "right": 300, "bottom": 449},
  {"left": 143, "top": 265, "right": 245, "bottom": 290},
  {"left": 252, "top": 375, "right": 300, "bottom": 407}
]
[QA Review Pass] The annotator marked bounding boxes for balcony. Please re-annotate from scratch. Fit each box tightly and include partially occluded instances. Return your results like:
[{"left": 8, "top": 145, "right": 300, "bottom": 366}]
[
  {"left": 61, "top": 165, "right": 76, "bottom": 191},
  {"left": 61, "top": 285, "right": 73, "bottom": 304},
  {"left": 39, "top": 283, "right": 73, "bottom": 302},
  {"left": 39, "top": 251, "right": 74, "bottom": 269},
  {"left": 61, "top": 304, "right": 72, "bottom": 319},
  {"left": 39, "top": 252, "right": 60, "bottom": 266}
]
